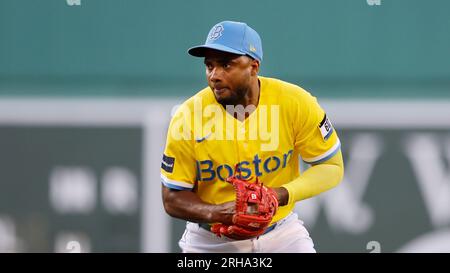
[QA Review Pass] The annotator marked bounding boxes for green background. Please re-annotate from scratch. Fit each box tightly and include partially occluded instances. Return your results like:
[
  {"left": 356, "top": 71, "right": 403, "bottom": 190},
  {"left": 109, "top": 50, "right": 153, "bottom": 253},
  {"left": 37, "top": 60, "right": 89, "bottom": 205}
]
[
  {"left": 0, "top": 126, "right": 142, "bottom": 252},
  {"left": 1, "top": 0, "right": 449, "bottom": 98}
]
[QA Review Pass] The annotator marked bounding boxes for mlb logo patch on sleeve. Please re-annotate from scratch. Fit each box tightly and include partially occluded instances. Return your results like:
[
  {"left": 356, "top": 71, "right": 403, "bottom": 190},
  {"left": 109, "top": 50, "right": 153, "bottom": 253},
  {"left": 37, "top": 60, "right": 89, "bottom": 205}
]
[
  {"left": 161, "top": 154, "right": 175, "bottom": 173},
  {"left": 319, "top": 114, "right": 334, "bottom": 141}
]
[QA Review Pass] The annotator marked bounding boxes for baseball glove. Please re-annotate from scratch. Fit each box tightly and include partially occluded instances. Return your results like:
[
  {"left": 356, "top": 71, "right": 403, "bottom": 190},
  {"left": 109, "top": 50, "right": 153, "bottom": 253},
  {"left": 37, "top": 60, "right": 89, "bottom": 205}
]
[{"left": 211, "top": 171, "right": 279, "bottom": 240}]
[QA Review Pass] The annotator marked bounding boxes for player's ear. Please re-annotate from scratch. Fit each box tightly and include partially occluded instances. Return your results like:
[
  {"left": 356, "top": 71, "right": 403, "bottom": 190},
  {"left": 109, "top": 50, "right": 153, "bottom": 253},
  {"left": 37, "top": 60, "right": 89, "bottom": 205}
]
[{"left": 250, "top": 58, "right": 260, "bottom": 76}]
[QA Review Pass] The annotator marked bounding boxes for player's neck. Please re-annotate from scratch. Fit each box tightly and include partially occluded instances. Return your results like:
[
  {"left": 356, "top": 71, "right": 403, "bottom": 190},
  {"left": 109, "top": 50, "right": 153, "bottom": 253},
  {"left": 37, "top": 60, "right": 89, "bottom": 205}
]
[
  {"left": 228, "top": 78, "right": 260, "bottom": 121},
  {"left": 247, "top": 78, "right": 261, "bottom": 107}
]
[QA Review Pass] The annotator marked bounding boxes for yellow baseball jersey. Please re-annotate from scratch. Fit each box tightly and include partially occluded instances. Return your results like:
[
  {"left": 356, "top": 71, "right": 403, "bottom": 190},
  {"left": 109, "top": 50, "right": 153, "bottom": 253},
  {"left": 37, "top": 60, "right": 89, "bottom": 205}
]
[{"left": 161, "top": 76, "right": 341, "bottom": 224}]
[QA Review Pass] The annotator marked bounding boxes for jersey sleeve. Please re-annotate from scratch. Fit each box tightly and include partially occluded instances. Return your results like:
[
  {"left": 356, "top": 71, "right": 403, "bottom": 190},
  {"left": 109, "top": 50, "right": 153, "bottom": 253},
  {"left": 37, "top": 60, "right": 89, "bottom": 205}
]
[
  {"left": 294, "top": 91, "right": 341, "bottom": 164},
  {"left": 160, "top": 105, "right": 197, "bottom": 191}
]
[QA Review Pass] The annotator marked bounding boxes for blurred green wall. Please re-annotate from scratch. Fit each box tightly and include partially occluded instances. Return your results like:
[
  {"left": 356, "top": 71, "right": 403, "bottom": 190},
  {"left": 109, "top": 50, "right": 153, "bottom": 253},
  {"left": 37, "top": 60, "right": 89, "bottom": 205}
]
[{"left": 1, "top": 0, "right": 449, "bottom": 98}]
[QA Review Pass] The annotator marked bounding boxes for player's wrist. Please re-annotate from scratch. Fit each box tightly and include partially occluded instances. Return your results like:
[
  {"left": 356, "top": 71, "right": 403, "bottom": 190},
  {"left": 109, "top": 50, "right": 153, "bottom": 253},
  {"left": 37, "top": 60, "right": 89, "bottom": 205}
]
[
  {"left": 273, "top": 187, "right": 289, "bottom": 206},
  {"left": 208, "top": 202, "right": 234, "bottom": 225}
]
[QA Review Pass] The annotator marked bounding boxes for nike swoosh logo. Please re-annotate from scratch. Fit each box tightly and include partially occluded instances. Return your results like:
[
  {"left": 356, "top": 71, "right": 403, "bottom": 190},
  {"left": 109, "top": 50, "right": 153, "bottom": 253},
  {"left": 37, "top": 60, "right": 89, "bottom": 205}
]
[{"left": 195, "top": 133, "right": 212, "bottom": 143}]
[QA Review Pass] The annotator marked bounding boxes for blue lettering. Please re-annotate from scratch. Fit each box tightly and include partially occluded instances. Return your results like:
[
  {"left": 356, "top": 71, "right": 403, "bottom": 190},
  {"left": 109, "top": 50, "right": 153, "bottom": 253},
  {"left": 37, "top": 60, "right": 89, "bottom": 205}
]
[
  {"left": 198, "top": 160, "right": 215, "bottom": 181},
  {"left": 264, "top": 156, "right": 281, "bottom": 173},
  {"left": 236, "top": 161, "right": 251, "bottom": 179},
  {"left": 283, "top": 150, "right": 293, "bottom": 168},
  {"left": 252, "top": 154, "right": 263, "bottom": 177},
  {"left": 217, "top": 164, "right": 233, "bottom": 181},
  {"left": 197, "top": 150, "right": 293, "bottom": 182}
]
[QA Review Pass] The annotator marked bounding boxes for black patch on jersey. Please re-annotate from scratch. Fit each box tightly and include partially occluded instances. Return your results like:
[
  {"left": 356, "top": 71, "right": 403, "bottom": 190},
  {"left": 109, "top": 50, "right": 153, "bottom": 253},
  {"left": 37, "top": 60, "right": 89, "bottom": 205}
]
[
  {"left": 319, "top": 114, "right": 328, "bottom": 128},
  {"left": 319, "top": 113, "right": 333, "bottom": 140},
  {"left": 161, "top": 154, "right": 175, "bottom": 173}
]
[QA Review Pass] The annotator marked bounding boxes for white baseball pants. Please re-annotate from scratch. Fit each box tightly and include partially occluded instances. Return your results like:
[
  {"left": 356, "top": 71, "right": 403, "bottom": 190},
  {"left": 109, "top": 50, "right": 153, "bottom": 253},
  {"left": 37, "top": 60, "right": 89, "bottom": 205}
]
[{"left": 178, "top": 212, "right": 316, "bottom": 253}]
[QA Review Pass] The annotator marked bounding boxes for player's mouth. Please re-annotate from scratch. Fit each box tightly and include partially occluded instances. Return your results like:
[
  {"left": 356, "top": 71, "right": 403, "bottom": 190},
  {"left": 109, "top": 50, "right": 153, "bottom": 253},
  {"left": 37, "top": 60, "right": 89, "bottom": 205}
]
[{"left": 213, "top": 87, "right": 229, "bottom": 96}]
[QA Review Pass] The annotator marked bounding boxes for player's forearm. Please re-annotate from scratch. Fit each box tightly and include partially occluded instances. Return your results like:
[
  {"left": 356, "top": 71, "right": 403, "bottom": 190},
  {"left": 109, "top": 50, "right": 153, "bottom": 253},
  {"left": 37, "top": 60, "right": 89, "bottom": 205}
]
[
  {"left": 162, "top": 186, "right": 234, "bottom": 224},
  {"left": 281, "top": 150, "right": 344, "bottom": 205}
]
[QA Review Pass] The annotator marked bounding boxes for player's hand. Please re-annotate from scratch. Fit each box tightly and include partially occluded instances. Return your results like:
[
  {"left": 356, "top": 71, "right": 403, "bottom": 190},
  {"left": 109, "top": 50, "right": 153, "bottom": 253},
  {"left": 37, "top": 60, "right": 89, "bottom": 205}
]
[
  {"left": 211, "top": 201, "right": 235, "bottom": 225},
  {"left": 272, "top": 187, "right": 289, "bottom": 206},
  {"left": 210, "top": 171, "right": 279, "bottom": 240}
]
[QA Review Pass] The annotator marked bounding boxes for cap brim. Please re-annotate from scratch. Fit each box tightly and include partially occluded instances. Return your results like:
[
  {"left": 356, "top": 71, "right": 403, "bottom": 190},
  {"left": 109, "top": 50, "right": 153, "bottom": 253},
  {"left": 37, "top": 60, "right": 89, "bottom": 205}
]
[{"left": 188, "top": 44, "right": 245, "bottom": 58}]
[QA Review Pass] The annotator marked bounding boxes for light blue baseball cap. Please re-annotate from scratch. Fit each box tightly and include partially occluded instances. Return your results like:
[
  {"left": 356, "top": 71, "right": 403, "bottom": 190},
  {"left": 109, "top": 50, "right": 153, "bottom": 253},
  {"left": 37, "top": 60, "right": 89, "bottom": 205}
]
[{"left": 188, "top": 21, "right": 263, "bottom": 62}]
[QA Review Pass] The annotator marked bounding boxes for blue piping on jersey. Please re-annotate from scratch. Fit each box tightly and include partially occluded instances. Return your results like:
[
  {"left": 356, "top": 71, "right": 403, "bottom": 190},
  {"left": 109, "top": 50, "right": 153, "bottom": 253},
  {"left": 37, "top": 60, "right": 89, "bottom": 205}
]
[
  {"left": 324, "top": 127, "right": 334, "bottom": 141},
  {"left": 303, "top": 142, "right": 341, "bottom": 165},
  {"left": 161, "top": 180, "right": 193, "bottom": 191}
]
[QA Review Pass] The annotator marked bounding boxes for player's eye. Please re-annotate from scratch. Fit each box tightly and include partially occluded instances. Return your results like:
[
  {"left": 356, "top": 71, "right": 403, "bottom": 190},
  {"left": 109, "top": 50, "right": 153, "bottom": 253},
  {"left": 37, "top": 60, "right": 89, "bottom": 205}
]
[{"left": 205, "top": 64, "right": 213, "bottom": 71}]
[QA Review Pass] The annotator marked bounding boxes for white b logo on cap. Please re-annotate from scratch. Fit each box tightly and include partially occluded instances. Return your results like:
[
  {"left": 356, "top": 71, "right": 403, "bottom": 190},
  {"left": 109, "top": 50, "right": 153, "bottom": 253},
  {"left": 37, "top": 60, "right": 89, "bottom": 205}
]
[{"left": 208, "top": 25, "right": 224, "bottom": 41}]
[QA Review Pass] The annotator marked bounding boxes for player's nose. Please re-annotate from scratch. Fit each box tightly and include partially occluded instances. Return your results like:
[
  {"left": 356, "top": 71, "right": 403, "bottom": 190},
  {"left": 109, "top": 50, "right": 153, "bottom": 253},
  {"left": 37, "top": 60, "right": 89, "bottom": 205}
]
[{"left": 208, "top": 66, "right": 223, "bottom": 83}]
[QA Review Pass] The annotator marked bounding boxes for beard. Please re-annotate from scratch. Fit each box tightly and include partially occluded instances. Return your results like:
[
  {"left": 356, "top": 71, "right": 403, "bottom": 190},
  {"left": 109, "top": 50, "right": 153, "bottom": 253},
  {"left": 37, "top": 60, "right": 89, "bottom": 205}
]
[{"left": 215, "top": 85, "right": 249, "bottom": 107}]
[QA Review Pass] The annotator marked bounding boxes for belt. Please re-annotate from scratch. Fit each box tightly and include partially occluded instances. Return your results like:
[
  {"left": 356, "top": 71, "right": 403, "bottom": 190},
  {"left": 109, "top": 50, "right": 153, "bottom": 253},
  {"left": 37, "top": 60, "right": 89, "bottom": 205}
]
[{"left": 198, "top": 222, "right": 277, "bottom": 236}]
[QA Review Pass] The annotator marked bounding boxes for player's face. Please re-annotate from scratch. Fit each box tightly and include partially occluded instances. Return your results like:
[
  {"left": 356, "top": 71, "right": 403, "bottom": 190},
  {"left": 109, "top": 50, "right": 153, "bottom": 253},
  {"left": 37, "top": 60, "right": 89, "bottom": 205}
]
[{"left": 204, "top": 50, "right": 259, "bottom": 105}]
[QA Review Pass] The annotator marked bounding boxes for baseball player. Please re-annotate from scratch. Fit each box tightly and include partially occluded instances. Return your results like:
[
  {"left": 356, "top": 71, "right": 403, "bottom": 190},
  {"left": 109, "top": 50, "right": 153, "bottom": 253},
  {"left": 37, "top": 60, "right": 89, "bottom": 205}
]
[{"left": 161, "top": 21, "right": 344, "bottom": 253}]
